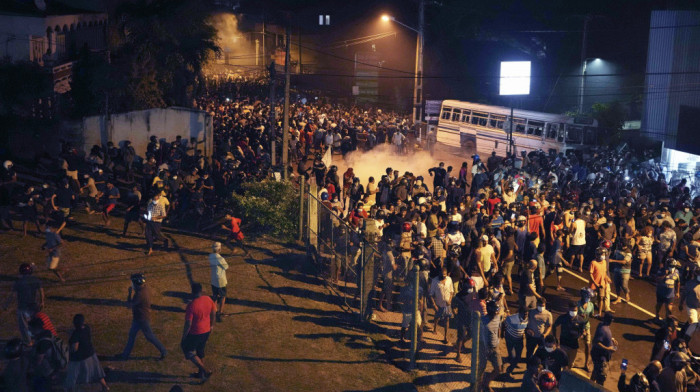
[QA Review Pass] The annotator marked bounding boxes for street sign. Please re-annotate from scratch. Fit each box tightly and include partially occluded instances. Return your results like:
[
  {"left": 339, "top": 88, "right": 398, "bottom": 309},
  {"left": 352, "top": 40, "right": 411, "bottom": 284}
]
[{"left": 424, "top": 100, "right": 442, "bottom": 115}]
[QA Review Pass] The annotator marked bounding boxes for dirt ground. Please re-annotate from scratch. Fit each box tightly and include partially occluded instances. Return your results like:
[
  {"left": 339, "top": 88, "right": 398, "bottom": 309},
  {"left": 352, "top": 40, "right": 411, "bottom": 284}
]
[{"left": 0, "top": 210, "right": 425, "bottom": 392}]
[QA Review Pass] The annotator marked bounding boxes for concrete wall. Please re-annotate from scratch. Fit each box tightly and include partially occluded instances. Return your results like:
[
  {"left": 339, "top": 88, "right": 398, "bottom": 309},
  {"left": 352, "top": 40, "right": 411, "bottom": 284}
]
[{"left": 81, "top": 107, "right": 214, "bottom": 158}]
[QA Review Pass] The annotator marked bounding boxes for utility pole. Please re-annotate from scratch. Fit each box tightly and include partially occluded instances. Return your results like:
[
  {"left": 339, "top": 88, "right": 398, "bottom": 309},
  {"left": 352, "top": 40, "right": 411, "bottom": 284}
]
[
  {"left": 282, "top": 24, "right": 291, "bottom": 181},
  {"left": 412, "top": 0, "right": 425, "bottom": 126},
  {"left": 268, "top": 60, "right": 276, "bottom": 166},
  {"left": 578, "top": 15, "right": 590, "bottom": 114}
]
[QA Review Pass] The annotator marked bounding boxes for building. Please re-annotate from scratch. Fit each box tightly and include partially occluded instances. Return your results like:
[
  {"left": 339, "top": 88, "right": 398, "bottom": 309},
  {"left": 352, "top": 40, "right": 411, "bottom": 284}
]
[
  {"left": 0, "top": 0, "right": 108, "bottom": 93},
  {"left": 642, "top": 10, "right": 700, "bottom": 156}
]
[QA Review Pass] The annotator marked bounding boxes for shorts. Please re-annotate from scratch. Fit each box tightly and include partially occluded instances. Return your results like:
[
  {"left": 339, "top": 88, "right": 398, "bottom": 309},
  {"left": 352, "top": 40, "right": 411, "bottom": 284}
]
[
  {"left": 581, "top": 328, "right": 591, "bottom": 346},
  {"left": 47, "top": 255, "right": 59, "bottom": 270},
  {"left": 211, "top": 285, "right": 227, "bottom": 301},
  {"left": 570, "top": 245, "right": 585, "bottom": 257},
  {"left": 520, "top": 295, "right": 537, "bottom": 310},
  {"left": 656, "top": 293, "right": 673, "bottom": 305},
  {"left": 402, "top": 311, "right": 422, "bottom": 329},
  {"left": 471, "top": 276, "right": 484, "bottom": 292},
  {"left": 456, "top": 317, "right": 470, "bottom": 341},
  {"left": 104, "top": 204, "right": 116, "bottom": 213},
  {"left": 60, "top": 207, "right": 71, "bottom": 218},
  {"left": 435, "top": 306, "right": 454, "bottom": 320},
  {"left": 181, "top": 332, "right": 210, "bottom": 359},
  {"left": 502, "top": 260, "right": 514, "bottom": 277}
]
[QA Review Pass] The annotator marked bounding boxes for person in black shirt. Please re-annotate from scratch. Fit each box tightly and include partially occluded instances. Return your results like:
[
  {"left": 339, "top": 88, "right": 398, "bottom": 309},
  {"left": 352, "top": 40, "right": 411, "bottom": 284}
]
[
  {"left": 553, "top": 301, "right": 584, "bottom": 368},
  {"left": 3, "top": 263, "right": 44, "bottom": 344},
  {"left": 121, "top": 185, "right": 144, "bottom": 238},
  {"left": 534, "top": 334, "right": 569, "bottom": 381},
  {"left": 65, "top": 314, "right": 109, "bottom": 391},
  {"left": 428, "top": 162, "right": 446, "bottom": 193}
]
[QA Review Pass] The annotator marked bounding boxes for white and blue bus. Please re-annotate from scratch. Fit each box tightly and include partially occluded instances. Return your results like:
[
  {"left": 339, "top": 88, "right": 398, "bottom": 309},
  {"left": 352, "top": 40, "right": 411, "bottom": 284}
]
[{"left": 436, "top": 100, "right": 599, "bottom": 157}]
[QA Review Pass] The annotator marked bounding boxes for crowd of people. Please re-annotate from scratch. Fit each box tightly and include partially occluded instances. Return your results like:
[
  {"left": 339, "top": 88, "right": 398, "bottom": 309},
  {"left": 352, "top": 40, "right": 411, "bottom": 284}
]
[
  {"left": 312, "top": 144, "right": 700, "bottom": 391},
  {"left": 2, "top": 74, "right": 700, "bottom": 391},
  {"left": 0, "top": 78, "right": 416, "bottom": 391}
]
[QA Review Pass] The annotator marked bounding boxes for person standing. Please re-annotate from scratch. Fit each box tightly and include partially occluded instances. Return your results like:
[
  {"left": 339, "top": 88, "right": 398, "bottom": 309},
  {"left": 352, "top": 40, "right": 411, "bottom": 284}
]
[
  {"left": 3, "top": 263, "right": 44, "bottom": 345},
  {"left": 209, "top": 242, "right": 229, "bottom": 322},
  {"left": 181, "top": 283, "right": 216, "bottom": 380},
  {"left": 526, "top": 297, "right": 552, "bottom": 359},
  {"left": 590, "top": 312, "right": 617, "bottom": 387},
  {"left": 64, "top": 314, "right": 109, "bottom": 391},
  {"left": 553, "top": 301, "right": 584, "bottom": 368},
  {"left": 144, "top": 193, "right": 168, "bottom": 256},
  {"left": 119, "top": 274, "right": 167, "bottom": 360},
  {"left": 429, "top": 267, "right": 454, "bottom": 344},
  {"left": 504, "top": 306, "right": 529, "bottom": 372},
  {"left": 569, "top": 211, "right": 587, "bottom": 272},
  {"left": 589, "top": 247, "right": 611, "bottom": 317},
  {"left": 534, "top": 335, "right": 570, "bottom": 381},
  {"left": 478, "top": 300, "right": 503, "bottom": 392},
  {"left": 655, "top": 258, "right": 680, "bottom": 321}
]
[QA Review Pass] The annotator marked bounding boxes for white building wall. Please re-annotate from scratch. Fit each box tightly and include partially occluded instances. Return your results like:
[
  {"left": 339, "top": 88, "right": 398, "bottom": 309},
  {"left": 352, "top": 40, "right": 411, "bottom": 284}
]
[{"left": 81, "top": 107, "right": 214, "bottom": 158}]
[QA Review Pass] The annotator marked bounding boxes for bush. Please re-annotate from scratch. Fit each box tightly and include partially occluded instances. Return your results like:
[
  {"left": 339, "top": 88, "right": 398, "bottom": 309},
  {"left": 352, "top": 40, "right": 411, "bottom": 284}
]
[{"left": 231, "top": 180, "right": 299, "bottom": 241}]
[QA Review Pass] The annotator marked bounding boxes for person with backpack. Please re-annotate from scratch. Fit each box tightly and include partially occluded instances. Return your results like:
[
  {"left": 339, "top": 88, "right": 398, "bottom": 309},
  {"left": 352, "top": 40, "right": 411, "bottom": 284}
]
[{"left": 29, "top": 318, "right": 66, "bottom": 391}]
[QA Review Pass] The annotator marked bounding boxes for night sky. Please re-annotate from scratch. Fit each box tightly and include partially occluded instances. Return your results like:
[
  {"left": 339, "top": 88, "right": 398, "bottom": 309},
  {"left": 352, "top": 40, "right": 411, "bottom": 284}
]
[{"left": 242, "top": 0, "right": 700, "bottom": 114}]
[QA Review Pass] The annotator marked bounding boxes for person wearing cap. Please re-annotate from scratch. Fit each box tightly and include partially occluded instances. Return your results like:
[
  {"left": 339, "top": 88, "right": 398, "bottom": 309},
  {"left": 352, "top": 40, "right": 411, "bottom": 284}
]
[
  {"left": 209, "top": 242, "right": 229, "bottom": 322},
  {"left": 3, "top": 263, "right": 44, "bottom": 345},
  {"left": 119, "top": 273, "right": 166, "bottom": 360}
]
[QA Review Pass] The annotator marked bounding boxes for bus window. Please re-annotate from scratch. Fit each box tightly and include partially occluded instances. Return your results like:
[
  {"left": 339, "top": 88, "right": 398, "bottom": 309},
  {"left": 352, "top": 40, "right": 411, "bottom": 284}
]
[
  {"left": 565, "top": 125, "right": 583, "bottom": 144},
  {"left": 513, "top": 118, "right": 526, "bottom": 133},
  {"left": 489, "top": 114, "right": 506, "bottom": 130},
  {"left": 461, "top": 109, "right": 471, "bottom": 123},
  {"left": 471, "top": 111, "right": 488, "bottom": 126},
  {"left": 441, "top": 107, "right": 452, "bottom": 120},
  {"left": 583, "top": 127, "right": 597, "bottom": 145},
  {"left": 546, "top": 123, "right": 558, "bottom": 140},
  {"left": 451, "top": 109, "right": 461, "bottom": 122},
  {"left": 557, "top": 124, "right": 565, "bottom": 142},
  {"left": 526, "top": 120, "right": 544, "bottom": 137}
]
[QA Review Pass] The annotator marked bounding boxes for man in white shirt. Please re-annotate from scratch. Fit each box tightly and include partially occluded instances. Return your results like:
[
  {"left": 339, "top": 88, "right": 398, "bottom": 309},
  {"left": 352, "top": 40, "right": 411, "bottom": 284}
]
[
  {"left": 209, "top": 242, "right": 229, "bottom": 322},
  {"left": 430, "top": 267, "right": 454, "bottom": 344}
]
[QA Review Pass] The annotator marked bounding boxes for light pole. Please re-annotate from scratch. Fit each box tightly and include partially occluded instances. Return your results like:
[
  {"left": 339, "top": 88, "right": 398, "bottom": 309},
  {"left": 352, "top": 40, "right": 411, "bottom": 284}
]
[
  {"left": 579, "top": 57, "right": 600, "bottom": 114},
  {"left": 382, "top": 4, "right": 424, "bottom": 126}
]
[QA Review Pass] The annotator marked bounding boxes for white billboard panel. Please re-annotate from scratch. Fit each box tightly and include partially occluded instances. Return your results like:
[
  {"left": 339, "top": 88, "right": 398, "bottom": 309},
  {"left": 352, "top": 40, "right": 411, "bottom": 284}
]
[{"left": 499, "top": 61, "right": 531, "bottom": 95}]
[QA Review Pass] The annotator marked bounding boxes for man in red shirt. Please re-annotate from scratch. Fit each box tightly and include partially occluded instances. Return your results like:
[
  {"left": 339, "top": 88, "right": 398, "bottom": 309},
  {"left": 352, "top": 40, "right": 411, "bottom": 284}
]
[
  {"left": 181, "top": 283, "right": 216, "bottom": 380},
  {"left": 527, "top": 205, "right": 545, "bottom": 247},
  {"left": 221, "top": 213, "right": 250, "bottom": 257}
]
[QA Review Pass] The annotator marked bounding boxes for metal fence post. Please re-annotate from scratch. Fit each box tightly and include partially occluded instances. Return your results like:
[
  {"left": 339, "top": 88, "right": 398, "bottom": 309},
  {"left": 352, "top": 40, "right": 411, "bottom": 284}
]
[
  {"left": 359, "top": 241, "right": 365, "bottom": 323},
  {"left": 471, "top": 310, "right": 482, "bottom": 390},
  {"left": 409, "top": 264, "right": 420, "bottom": 369},
  {"left": 298, "top": 180, "right": 304, "bottom": 242}
]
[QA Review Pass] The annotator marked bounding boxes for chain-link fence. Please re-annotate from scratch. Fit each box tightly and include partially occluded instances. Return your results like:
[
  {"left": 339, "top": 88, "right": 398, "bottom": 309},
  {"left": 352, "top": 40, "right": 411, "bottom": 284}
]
[{"left": 303, "top": 183, "right": 382, "bottom": 321}]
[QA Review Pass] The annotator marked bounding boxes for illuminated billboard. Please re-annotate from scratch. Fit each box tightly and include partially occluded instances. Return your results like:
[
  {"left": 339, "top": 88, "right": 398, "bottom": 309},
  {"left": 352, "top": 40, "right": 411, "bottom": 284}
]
[{"left": 499, "top": 61, "right": 531, "bottom": 95}]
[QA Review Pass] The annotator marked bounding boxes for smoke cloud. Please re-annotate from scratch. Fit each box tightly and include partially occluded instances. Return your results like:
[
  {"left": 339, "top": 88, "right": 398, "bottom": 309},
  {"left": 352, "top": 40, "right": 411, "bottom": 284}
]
[
  {"left": 210, "top": 13, "right": 255, "bottom": 63},
  {"left": 334, "top": 143, "right": 466, "bottom": 184}
]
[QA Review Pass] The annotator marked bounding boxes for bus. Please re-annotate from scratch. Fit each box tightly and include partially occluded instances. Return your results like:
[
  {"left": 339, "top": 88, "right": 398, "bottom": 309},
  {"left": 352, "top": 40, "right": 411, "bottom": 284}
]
[{"left": 436, "top": 100, "right": 598, "bottom": 157}]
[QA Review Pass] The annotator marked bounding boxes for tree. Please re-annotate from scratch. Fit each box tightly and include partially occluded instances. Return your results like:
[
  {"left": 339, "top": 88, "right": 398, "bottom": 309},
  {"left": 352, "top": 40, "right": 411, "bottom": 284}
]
[
  {"left": 112, "top": 0, "right": 220, "bottom": 109},
  {"left": 591, "top": 101, "right": 626, "bottom": 144}
]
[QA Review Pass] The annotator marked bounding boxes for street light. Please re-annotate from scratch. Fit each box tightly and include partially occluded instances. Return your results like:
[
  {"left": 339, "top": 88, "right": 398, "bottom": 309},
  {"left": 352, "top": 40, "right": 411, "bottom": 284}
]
[
  {"left": 579, "top": 57, "right": 601, "bottom": 113},
  {"left": 381, "top": 7, "right": 424, "bottom": 127}
]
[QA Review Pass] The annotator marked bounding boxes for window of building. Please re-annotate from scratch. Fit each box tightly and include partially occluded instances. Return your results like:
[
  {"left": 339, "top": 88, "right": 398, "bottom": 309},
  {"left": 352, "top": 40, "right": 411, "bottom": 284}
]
[{"left": 319, "top": 15, "right": 330, "bottom": 25}]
